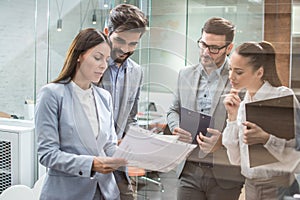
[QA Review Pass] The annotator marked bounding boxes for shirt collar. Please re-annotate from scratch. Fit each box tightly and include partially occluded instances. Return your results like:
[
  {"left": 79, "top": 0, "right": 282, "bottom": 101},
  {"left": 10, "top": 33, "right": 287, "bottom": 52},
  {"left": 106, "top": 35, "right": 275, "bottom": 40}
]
[
  {"left": 108, "top": 57, "right": 128, "bottom": 71},
  {"left": 71, "top": 80, "right": 93, "bottom": 97},
  {"left": 245, "top": 81, "right": 272, "bottom": 102}
]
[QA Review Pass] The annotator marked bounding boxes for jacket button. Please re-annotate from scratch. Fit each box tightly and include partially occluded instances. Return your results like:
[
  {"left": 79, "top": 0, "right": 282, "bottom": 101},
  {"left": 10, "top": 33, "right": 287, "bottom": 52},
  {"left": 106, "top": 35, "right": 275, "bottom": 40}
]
[{"left": 79, "top": 171, "right": 83, "bottom": 175}]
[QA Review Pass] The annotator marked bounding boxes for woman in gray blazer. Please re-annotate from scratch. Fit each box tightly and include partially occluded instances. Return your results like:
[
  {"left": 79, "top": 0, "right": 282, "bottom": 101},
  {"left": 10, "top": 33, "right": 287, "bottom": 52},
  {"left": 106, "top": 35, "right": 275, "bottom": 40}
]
[{"left": 35, "top": 28, "right": 127, "bottom": 200}]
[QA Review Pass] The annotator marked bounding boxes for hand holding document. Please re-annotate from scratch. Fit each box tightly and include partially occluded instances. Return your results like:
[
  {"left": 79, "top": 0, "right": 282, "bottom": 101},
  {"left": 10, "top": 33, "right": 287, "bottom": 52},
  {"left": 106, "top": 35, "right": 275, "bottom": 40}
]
[
  {"left": 112, "top": 126, "right": 197, "bottom": 172},
  {"left": 92, "top": 157, "right": 127, "bottom": 174},
  {"left": 180, "top": 107, "right": 213, "bottom": 143},
  {"left": 179, "top": 107, "right": 215, "bottom": 159}
]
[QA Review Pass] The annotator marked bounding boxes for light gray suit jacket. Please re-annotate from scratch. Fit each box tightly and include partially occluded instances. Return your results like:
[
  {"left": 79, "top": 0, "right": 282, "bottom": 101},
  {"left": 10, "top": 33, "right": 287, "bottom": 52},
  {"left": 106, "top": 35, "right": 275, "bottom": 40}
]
[
  {"left": 99, "top": 58, "right": 143, "bottom": 139},
  {"left": 167, "top": 60, "right": 244, "bottom": 189},
  {"left": 35, "top": 81, "right": 120, "bottom": 200}
]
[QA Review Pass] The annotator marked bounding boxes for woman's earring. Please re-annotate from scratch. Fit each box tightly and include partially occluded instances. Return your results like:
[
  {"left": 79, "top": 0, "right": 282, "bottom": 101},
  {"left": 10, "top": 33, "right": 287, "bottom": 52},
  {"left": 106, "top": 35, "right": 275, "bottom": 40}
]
[{"left": 77, "top": 59, "right": 80, "bottom": 62}]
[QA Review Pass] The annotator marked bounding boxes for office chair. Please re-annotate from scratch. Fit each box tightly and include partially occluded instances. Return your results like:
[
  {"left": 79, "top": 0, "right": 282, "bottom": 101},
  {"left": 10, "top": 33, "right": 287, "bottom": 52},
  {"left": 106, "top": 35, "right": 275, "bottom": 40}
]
[
  {"left": 0, "top": 185, "right": 34, "bottom": 200},
  {"left": 32, "top": 174, "right": 46, "bottom": 200},
  {"left": 128, "top": 166, "right": 164, "bottom": 199}
]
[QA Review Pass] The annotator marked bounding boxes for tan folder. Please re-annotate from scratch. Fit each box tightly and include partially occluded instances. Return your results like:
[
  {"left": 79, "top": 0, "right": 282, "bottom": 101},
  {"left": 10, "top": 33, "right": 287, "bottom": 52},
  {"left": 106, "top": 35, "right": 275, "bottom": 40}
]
[{"left": 245, "top": 95, "right": 295, "bottom": 167}]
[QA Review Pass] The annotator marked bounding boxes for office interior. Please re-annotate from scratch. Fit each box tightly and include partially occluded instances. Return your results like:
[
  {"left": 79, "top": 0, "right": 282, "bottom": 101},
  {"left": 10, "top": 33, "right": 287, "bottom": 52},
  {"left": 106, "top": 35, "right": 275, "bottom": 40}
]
[{"left": 0, "top": 0, "right": 300, "bottom": 199}]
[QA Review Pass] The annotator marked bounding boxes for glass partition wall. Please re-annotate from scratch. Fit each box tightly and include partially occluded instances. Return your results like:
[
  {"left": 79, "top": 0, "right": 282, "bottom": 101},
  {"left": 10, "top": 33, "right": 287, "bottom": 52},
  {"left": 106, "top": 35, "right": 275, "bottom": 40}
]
[
  {"left": 138, "top": 0, "right": 264, "bottom": 129},
  {"left": 0, "top": 0, "right": 266, "bottom": 120},
  {"left": 3, "top": 0, "right": 300, "bottom": 122},
  {"left": 0, "top": 0, "right": 300, "bottom": 198},
  {"left": 0, "top": 0, "right": 297, "bottom": 185}
]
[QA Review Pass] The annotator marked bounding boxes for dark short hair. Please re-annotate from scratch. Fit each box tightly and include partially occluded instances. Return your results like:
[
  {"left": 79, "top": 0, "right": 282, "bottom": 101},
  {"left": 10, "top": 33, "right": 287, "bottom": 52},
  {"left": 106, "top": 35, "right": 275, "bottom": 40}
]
[
  {"left": 202, "top": 17, "right": 235, "bottom": 45},
  {"left": 107, "top": 4, "right": 148, "bottom": 35},
  {"left": 53, "top": 28, "right": 108, "bottom": 83}
]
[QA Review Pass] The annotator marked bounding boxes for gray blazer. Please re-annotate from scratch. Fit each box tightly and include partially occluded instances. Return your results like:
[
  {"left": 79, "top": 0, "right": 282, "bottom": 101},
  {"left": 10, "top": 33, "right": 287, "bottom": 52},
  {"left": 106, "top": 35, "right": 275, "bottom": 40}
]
[
  {"left": 35, "top": 82, "right": 120, "bottom": 200},
  {"left": 99, "top": 58, "right": 143, "bottom": 139},
  {"left": 167, "top": 60, "right": 244, "bottom": 189}
]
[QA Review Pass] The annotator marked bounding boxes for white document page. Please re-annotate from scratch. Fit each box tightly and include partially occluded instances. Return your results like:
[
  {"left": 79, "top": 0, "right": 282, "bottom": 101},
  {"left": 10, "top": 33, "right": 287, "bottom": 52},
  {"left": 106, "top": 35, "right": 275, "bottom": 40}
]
[{"left": 112, "top": 126, "right": 197, "bottom": 172}]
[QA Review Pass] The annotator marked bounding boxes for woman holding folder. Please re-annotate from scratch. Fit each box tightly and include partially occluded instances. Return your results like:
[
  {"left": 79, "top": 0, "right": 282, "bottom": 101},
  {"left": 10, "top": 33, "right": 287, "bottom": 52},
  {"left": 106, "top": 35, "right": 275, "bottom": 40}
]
[{"left": 219, "top": 41, "right": 300, "bottom": 200}]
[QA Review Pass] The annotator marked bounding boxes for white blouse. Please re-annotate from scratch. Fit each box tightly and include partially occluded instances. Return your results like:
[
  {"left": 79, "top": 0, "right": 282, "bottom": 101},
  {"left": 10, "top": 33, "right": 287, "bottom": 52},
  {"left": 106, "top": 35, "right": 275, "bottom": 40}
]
[
  {"left": 71, "top": 81, "right": 99, "bottom": 138},
  {"left": 222, "top": 81, "right": 300, "bottom": 181}
]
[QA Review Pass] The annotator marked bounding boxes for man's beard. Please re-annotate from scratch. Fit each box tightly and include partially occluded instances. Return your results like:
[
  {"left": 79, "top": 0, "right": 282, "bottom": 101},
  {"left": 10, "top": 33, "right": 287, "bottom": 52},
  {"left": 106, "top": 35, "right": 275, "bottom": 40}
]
[
  {"left": 111, "top": 49, "right": 134, "bottom": 64},
  {"left": 200, "top": 51, "right": 226, "bottom": 69},
  {"left": 200, "top": 55, "right": 217, "bottom": 69}
]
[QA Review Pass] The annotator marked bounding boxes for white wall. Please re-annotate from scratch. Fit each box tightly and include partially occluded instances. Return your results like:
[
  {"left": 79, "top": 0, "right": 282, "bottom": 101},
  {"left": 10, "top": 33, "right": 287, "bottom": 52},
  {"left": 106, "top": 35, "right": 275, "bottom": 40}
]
[{"left": 0, "top": 0, "right": 36, "bottom": 117}]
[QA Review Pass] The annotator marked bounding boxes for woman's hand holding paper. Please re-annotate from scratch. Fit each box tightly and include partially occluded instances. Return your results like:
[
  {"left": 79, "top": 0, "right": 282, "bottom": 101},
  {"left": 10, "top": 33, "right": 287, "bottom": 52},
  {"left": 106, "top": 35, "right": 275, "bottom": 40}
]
[{"left": 92, "top": 157, "right": 127, "bottom": 174}]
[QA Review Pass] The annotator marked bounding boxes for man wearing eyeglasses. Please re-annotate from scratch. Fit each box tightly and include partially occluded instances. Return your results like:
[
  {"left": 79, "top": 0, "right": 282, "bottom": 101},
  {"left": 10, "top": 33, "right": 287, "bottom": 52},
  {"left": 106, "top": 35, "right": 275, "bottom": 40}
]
[
  {"left": 167, "top": 17, "right": 244, "bottom": 200},
  {"left": 98, "top": 4, "right": 148, "bottom": 200}
]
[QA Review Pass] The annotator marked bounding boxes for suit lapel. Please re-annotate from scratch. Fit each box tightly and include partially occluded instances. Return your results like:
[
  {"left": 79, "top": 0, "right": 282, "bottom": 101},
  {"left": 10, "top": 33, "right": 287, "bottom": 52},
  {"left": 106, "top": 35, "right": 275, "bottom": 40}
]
[
  {"left": 100, "top": 71, "right": 113, "bottom": 94},
  {"left": 67, "top": 84, "right": 99, "bottom": 156},
  {"left": 191, "top": 66, "right": 201, "bottom": 110},
  {"left": 93, "top": 86, "right": 109, "bottom": 147},
  {"left": 116, "top": 67, "right": 131, "bottom": 132}
]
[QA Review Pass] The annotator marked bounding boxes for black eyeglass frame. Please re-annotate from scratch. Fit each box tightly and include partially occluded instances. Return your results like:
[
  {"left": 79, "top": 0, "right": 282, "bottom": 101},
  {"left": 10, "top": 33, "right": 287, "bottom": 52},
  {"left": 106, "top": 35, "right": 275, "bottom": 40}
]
[{"left": 197, "top": 39, "right": 229, "bottom": 54}]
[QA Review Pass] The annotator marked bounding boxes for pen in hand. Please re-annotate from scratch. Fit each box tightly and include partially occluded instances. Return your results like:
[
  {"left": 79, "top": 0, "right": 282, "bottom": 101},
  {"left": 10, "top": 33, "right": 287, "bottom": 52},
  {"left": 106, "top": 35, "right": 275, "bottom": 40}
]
[
  {"left": 221, "top": 89, "right": 240, "bottom": 98},
  {"left": 220, "top": 94, "right": 230, "bottom": 98}
]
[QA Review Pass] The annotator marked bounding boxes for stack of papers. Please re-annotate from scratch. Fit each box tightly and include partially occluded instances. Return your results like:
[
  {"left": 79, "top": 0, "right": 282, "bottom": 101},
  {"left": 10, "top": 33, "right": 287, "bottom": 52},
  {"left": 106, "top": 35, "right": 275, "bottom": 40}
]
[{"left": 112, "top": 126, "right": 197, "bottom": 172}]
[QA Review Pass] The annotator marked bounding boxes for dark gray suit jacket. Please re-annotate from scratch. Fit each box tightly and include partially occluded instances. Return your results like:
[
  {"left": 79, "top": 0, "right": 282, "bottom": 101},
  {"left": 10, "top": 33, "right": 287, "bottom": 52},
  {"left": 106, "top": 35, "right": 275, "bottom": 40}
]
[{"left": 167, "top": 60, "right": 244, "bottom": 189}]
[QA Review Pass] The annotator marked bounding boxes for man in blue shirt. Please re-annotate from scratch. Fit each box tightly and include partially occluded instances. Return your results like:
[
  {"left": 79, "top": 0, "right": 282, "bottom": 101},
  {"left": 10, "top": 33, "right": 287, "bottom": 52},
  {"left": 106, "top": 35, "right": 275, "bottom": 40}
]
[
  {"left": 99, "top": 4, "right": 148, "bottom": 200},
  {"left": 167, "top": 17, "right": 244, "bottom": 200}
]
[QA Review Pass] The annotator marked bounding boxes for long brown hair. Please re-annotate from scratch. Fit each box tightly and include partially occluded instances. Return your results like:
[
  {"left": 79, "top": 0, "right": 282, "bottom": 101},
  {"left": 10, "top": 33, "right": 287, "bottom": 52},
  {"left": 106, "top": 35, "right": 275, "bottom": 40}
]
[
  {"left": 52, "top": 28, "right": 108, "bottom": 83},
  {"left": 235, "top": 41, "right": 282, "bottom": 87}
]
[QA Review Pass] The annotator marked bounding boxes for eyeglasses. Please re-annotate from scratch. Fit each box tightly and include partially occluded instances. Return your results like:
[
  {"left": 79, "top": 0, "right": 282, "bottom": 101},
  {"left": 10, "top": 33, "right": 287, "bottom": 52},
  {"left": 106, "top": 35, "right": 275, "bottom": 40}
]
[{"left": 197, "top": 39, "right": 229, "bottom": 54}]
